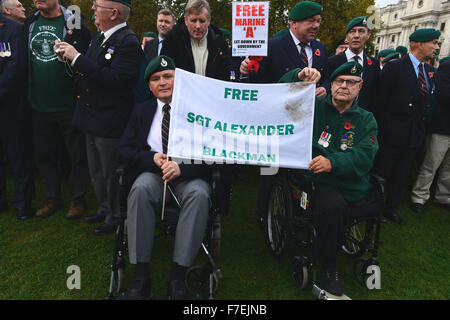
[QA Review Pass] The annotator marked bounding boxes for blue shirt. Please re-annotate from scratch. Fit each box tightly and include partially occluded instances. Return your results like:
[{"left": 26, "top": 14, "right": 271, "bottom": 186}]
[
  {"left": 157, "top": 36, "right": 163, "bottom": 56},
  {"left": 409, "top": 52, "right": 429, "bottom": 90}
]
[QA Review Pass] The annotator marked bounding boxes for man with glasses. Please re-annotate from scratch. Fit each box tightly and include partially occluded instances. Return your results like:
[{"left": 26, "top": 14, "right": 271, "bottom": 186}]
[
  {"left": 55, "top": 0, "right": 142, "bottom": 235},
  {"left": 279, "top": 61, "right": 379, "bottom": 298},
  {"left": 24, "top": 0, "right": 91, "bottom": 220}
]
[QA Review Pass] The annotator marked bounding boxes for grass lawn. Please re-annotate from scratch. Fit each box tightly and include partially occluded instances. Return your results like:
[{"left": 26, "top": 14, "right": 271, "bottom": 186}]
[{"left": 0, "top": 167, "right": 449, "bottom": 300}]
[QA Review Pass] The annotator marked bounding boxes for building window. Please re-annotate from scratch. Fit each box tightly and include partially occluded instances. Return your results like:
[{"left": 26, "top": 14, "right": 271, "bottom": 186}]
[
  {"left": 391, "top": 35, "right": 396, "bottom": 43},
  {"left": 394, "top": 13, "right": 398, "bottom": 20},
  {"left": 441, "top": 23, "right": 446, "bottom": 32},
  {"left": 418, "top": 0, "right": 424, "bottom": 8},
  {"left": 377, "top": 37, "right": 381, "bottom": 44}
]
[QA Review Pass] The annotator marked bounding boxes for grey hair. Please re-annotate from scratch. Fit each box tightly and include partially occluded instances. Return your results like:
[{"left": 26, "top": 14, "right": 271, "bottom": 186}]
[
  {"left": 185, "top": 0, "right": 210, "bottom": 19},
  {"left": 0, "top": 0, "right": 14, "bottom": 12}
]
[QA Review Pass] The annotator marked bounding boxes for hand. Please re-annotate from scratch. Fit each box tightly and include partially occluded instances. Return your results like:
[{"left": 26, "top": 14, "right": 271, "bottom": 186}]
[
  {"left": 309, "top": 156, "right": 332, "bottom": 174},
  {"left": 153, "top": 153, "right": 168, "bottom": 168},
  {"left": 298, "top": 67, "right": 321, "bottom": 83},
  {"left": 315, "top": 86, "right": 327, "bottom": 98},
  {"left": 56, "top": 41, "right": 80, "bottom": 61},
  {"left": 161, "top": 160, "right": 181, "bottom": 182},
  {"left": 240, "top": 58, "right": 250, "bottom": 76}
]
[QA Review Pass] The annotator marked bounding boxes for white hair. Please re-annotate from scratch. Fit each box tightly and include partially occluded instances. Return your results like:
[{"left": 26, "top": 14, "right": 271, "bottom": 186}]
[{"left": 0, "top": 0, "right": 14, "bottom": 12}]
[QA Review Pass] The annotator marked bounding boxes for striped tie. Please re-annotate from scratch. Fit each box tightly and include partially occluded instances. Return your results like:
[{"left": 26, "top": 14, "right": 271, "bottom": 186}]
[
  {"left": 161, "top": 104, "right": 171, "bottom": 154},
  {"left": 299, "top": 42, "right": 309, "bottom": 67},
  {"left": 418, "top": 63, "right": 428, "bottom": 96}
]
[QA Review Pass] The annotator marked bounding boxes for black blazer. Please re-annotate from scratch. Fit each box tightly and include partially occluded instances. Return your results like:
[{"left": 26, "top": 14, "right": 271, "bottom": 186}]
[
  {"left": 116, "top": 98, "right": 211, "bottom": 184},
  {"left": 72, "top": 26, "right": 142, "bottom": 138},
  {"left": 377, "top": 54, "right": 435, "bottom": 148},
  {"left": 0, "top": 14, "right": 27, "bottom": 120},
  {"left": 431, "top": 60, "right": 450, "bottom": 136},
  {"left": 328, "top": 51, "right": 380, "bottom": 112},
  {"left": 255, "top": 31, "right": 330, "bottom": 92},
  {"left": 143, "top": 37, "right": 159, "bottom": 61}
]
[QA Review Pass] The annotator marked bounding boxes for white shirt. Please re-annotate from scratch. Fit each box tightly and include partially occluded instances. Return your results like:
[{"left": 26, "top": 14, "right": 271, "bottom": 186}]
[
  {"left": 157, "top": 35, "right": 163, "bottom": 56},
  {"left": 345, "top": 48, "right": 364, "bottom": 65},
  {"left": 290, "top": 29, "right": 312, "bottom": 67},
  {"left": 147, "top": 99, "right": 171, "bottom": 153}
]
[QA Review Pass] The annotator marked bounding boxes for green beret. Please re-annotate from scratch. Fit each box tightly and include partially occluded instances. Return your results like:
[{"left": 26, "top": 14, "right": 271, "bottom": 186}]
[
  {"left": 378, "top": 48, "right": 396, "bottom": 58},
  {"left": 335, "top": 36, "right": 348, "bottom": 48},
  {"left": 346, "top": 16, "right": 369, "bottom": 34},
  {"left": 383, "top": 52, "right": 400, "bottom": 64},
  {"left": 274, "top": 28, "right": 289, "bottom": 38},
  {"left": 409, "top": 28, "right": 441, "bottom": 42},
  {"left": 440, "top": 56, "right": 450, "bottom": 64},
  {"left": 110, "top": 0, "right": 131, "bottom": 7},
  {"left": 144, "top": 32, "right": 157, "bottom": 38},
  {"left": 144, "top": 55, "right": 175, "bottom": 82},
  {"left": 219, "top": 28, "right": 231, "bottom": 39},
  {"left": 395, "top": 45, "right": 407, "bottom": 54},
  {"left": 330, "top": 61, "right": 363, "bottom": 81},
  {"left": 289, "top": 1, "right": 322, "bottom": 21}
]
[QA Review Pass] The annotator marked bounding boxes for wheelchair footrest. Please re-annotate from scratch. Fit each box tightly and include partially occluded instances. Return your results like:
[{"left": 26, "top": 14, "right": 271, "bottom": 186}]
[{"left": 312, "top": 284, "right": 351, "bottom": 300}]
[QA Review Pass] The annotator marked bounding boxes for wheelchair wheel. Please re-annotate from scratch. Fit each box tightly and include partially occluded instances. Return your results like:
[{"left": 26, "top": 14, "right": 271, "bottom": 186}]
[
  {"left": 353, "top": 258, "right": 379, "bottom": 289},
  {"left": 185, "top": 265, "right": 219, "bottom": 300},
  {"left": 265, "top": 177, "right": 292, "bottom": 256},
  {"left": 342, "top": 220, "right": 366, "bottom": 258},
  {"left": 115, "top": 257, "right": 126, "bottom": 293},
  {"left": 291, "top": 256, "right": 309, "bottom": 290}
]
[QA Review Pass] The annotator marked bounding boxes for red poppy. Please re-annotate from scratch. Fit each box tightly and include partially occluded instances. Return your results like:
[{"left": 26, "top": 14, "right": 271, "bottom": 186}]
[
  {"left": 428, "top": 72, "right": 434, "bottom": 79},
  {"left": 250, "top": 56, "right": 263, "bottom": 62},
  {"left": 0, "top": 23, "right": 4, "bottom": 27},
  {"left": 315, "top": 49, "right": 321, "bottom": 57},
  {"left": 248, "top": 60, "right": 260, "bottom": 73},
  {"left": 367, "top": 58, "right": 372, "bottom": 66},
  {"left": 344, "top": 122, "right": 352, "bottom": 130},
  {"left": 369, "top": 135, "right": 376, "bottom": 145}
]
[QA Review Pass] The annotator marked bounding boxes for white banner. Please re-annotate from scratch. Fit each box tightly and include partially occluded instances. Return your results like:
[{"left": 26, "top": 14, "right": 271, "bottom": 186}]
[
  {"left": 232, "top": 1, "right": 269, "bottom": 57},
  {"left": 169, "top": 68, "right": 315, "bottom": 170}
]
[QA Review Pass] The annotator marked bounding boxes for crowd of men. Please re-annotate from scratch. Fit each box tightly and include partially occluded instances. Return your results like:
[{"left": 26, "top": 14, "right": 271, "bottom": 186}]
[{"left": 1, "top": 0, "right": 449, "bottom": 300}]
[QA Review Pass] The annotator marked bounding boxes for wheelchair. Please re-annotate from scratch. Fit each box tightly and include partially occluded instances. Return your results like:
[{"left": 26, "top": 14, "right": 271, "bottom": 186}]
[
  {"left": 256, "top": 168, "right": 384, "bottom": 300},
  {"left": 105, "top": 166, "right": 232, "bottom": 300}
]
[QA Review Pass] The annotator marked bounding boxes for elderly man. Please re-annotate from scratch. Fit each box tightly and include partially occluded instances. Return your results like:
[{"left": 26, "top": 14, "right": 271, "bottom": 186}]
[
  {"left": 143, "top": 8, "right": 175, "bottom": 60},
  {"left": 56, "top": 0, "right": 142, "bottom": 234},
  {"left": 279, "top": 61, "right": 379, "bottom": 298},
  {"left": 374, "top": 29, "right": 440, "bottom": 225},
  {"left": 0, "top": 9, "right": 34, "bottom": 221},
  {"left": 116, "top": 56, "right": 213, "bottom": 300},
  {"left": 328, "top": 17, "right": 380, "bottom": 113},
  {"left": 161, "top": 0, "right": 230, "bottom": 81},
  {"left": 24, "top": 0, "right": 91, "bottom": 220},
  {"left": 240, "top": 1, "right": 330, "bottom": 96},
  {"left": 1, "top": 0, "right": 25, "bottom": 22}
]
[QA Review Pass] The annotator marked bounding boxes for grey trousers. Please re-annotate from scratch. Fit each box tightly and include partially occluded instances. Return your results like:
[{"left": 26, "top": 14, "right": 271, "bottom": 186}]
[
  {"left": 127, "top": 172, "right": 211, "bottom": 266},
  {"left": 85, "top": 134, "right": 120, "bottom": 225},
  {"left": 411, "top": 133, "right": 450, "bottom": 204}
]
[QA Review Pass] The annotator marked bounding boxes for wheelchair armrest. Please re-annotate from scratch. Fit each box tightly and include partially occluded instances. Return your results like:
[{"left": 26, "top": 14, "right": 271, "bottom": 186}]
[
  {"left": 211, "top": 167, "right": 233, "bottom": 216},
  {"left": 369, "top": 173, "right": 385, "bottom": 200}
]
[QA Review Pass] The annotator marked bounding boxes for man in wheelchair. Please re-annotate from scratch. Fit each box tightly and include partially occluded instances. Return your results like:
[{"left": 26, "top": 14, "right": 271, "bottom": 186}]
[
  {"left": 279, "top": 61, "right": 379, "bottom": 297},
  {"left": 115, "top": 56, "right": 212, "bottom": 300}
]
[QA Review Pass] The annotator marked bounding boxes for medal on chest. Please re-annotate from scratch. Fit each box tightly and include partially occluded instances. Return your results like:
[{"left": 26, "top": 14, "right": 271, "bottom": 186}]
[
  {"left": 0, "top": 42, "right": 11, "bottom": 57},
  {"left": 105, "top": 45, "right": 115, "bottom": 60},
  {"left": 318, "top": 130, "right": 332, "bottom": 148}
]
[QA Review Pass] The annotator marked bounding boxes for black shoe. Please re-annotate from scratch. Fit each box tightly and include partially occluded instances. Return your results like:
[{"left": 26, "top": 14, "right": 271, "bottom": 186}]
[
  {"left": 94, "top": 223, "right": 117, "bottom": 235},
  {"left": 117, "top": 278, "right": 152, "bottom": 300},
  {"left": 17, "top": 207, "right": 33, "bottom": 221},
  {"left": 410, "top": 203, "right": 424, "bottom": 214},
  {"left": 167, "top": 279, "right": 190, "bottom": 300},
  {"left": 320, "top": 268, "right": 344, "bottom": 296},
  {"left": 0, "top": 202, "right": 8, "bottom": 213},
  {"left": 85, "top": 214, "right": 105, "bottom": 224},
  {"left": 383, "top": 211, "right": 405, "bottom": 225},
  {"left": 435, "top": 202, "right": 450, "bottom": 211}
]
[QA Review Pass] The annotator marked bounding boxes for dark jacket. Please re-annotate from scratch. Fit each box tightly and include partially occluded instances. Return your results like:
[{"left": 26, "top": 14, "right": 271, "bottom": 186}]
[
  {"left": 430, "top": 60, "right": 450, "bottom": 136},
  {"left": 377, "top": 54, "right": 435, "bottom": 148},
  {"left": 160, "top": 17, "right": 230, "bottom": 81},
  {"left": 0, "top": 14, "right": 28, "bottom": 120},
  {"left": 254, "top": 31, "right": 330, "bottom": 92},
  {"left": 116, "top": 98, "right": 211, "bottom": 184},
  {"left": 143, "top": 37, "right": 159, "bottom": 61},
  {"left": 328, "top": 51, "right": 380, "bottom": 112},
  {"left": 71, "top": 26, "right": 142, "bottom": 138}
]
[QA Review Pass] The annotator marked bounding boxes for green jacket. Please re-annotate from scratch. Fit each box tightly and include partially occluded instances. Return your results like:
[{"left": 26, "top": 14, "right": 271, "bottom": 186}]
[{"left": 312, "top": 95, "right": 379, "bottom": 202}]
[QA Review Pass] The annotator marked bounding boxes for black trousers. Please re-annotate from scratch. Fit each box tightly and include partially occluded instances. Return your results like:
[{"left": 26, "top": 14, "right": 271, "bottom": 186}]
[
  {"left": 0, "top": 119, "right": 34, "bottom": 209},
  {"left": 374, "top": 145, "right": 418, "bottom": 214},
  {"left": 32, "top": 110, "right": 89, "bottom": 205}
]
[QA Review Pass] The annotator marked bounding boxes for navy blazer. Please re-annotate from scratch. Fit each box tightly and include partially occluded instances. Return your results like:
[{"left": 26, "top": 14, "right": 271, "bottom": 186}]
[
  {"left": 328, "top": 51, "right": 380, "bottom": 113},
  {"left": 255, "top": 31, "right": 330, "bottom": 92},
  {"left": 377, "top": 54, "right": 434, "bottom": 148},
  {"left": 116, "top": 98, "right": 211, "bottom": 184},
  {"left": 143, "top": 37, "right": 158, "bottom": 61},
  {"left": 72, "top": 26, "right": 142, "bottom": 138},
  {"left": 0, "top": 14, "right": 28, "bottom": 120}
]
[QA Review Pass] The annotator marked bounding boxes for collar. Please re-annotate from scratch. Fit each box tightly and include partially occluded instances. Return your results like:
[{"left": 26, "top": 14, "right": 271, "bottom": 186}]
[
  {"left": 157, "top": 99, "right": 171, "bottom": 114},
  {"left": 158, "top": 35, "right": 163, "bottom": 43},
  {"left": 191, "top": 29, "right": 209, "bottom": 46},
  {"left": 326, "top": 94, "right": 359, "bottom": 114},
  {"left": 409, "top": 52, "right": 422, "bottom": 69},
  {"left": 289, "top": 29, "right": 311, "bottom": 47},
  {"left": 102, "top": 22, "right": 127, "bottom": 43},
  {"left": 345, "top": 48, "right": 364, "bottom": 63}
]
